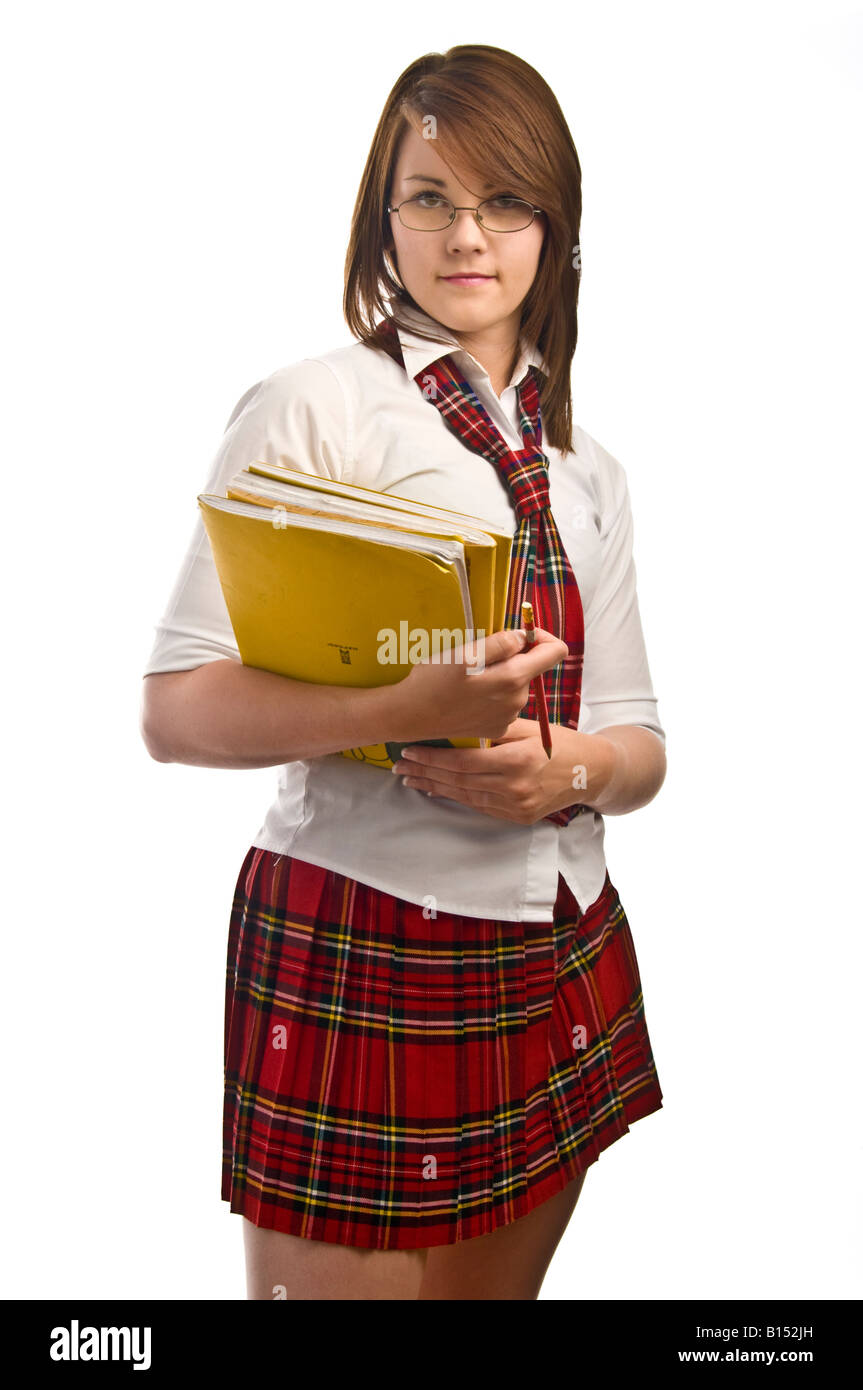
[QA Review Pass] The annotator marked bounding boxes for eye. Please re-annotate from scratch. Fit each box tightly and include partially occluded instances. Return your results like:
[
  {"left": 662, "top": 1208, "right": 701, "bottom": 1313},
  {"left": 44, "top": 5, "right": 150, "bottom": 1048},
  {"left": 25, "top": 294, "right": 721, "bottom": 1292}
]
[
  {"left": 485, "top": 194, "right": 524, "bottom": 209},
  {"left": 412, "top": 190, "right": 449, "bottom": 207}
]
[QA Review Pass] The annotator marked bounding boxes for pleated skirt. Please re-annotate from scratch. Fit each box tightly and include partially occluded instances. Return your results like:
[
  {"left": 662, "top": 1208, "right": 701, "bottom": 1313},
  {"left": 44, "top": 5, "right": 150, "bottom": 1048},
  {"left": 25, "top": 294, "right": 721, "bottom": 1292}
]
[{"left": 221, "top": 846, "right": 663, "bottom": 1251}]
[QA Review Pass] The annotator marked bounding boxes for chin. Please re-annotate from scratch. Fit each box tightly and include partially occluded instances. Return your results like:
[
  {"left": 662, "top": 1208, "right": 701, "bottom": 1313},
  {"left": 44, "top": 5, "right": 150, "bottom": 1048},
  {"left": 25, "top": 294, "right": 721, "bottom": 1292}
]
[{"left": 428, "top": 297, "right": 500, "bottom": 329}]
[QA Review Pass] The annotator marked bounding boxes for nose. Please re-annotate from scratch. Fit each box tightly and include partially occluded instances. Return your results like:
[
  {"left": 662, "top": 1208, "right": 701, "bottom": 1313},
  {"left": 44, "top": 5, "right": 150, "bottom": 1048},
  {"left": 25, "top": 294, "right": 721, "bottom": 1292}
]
[{"left": 444, "top": 207, "right": 488, "bottom": 248}]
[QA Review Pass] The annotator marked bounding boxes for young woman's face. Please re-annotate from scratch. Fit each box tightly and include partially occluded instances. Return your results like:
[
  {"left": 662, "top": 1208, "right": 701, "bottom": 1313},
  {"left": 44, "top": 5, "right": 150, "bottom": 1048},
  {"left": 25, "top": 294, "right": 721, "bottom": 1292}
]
[{"left": 387, "top": 124, "right": 546, "bottom": 340}]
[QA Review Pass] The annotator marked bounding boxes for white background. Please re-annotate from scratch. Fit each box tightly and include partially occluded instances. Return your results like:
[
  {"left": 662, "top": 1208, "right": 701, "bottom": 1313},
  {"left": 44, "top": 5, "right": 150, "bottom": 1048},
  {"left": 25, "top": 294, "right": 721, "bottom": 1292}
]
[{"left": 2, "top": 0, "right": 860, "bottom": 1301}]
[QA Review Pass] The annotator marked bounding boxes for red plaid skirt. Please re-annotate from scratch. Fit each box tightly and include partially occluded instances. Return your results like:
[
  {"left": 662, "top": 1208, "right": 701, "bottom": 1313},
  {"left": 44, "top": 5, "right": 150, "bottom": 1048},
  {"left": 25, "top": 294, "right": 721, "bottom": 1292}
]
[{"left": 222, "top": 847, "right": 663, "bottom": 1251}]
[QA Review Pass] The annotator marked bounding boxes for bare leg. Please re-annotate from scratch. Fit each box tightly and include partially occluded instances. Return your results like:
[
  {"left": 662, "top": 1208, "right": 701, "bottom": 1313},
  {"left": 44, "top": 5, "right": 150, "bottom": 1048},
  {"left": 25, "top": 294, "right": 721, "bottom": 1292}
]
[
  {"left": 417, "top": 1169, "right": 588, "bottom": 1301},
  {"left": 242, "top": 1218, "right": 428, "bottom": 1300}
]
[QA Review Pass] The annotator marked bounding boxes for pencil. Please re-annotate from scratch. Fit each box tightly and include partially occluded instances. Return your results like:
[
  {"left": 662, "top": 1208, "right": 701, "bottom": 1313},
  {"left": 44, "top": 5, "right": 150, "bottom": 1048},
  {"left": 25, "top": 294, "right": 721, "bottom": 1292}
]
[{"left": 521, "top": 600, "right": 553, "bottom": 759}]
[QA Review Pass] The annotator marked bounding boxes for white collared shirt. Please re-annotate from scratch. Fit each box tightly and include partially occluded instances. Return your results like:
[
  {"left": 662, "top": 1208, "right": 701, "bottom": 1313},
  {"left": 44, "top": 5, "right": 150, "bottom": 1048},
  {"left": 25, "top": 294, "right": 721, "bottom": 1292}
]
[{"left": 142, "top": 304, "right": 665, "bottom": 920}]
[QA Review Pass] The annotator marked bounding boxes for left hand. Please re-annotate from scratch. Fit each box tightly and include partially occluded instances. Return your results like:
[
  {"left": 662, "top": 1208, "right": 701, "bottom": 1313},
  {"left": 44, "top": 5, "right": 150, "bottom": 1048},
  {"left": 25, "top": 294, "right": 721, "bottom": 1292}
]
[{"left": 392, "top": 717, "right": 595, "bottom": 823}]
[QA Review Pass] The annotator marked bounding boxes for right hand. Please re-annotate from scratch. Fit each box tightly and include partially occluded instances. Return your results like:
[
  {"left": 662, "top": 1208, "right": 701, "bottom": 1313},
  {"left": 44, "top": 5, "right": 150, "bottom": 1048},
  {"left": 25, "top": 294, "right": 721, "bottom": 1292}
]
[{"left": 391, "top": 626, "right": 569, "bottom": 743}]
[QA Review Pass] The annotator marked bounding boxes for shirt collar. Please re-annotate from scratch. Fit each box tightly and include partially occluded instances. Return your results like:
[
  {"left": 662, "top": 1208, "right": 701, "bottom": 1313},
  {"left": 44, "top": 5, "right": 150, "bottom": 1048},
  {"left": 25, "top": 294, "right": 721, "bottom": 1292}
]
[{"left": 391, "top": 300, "right": 550, "bottom": 392}]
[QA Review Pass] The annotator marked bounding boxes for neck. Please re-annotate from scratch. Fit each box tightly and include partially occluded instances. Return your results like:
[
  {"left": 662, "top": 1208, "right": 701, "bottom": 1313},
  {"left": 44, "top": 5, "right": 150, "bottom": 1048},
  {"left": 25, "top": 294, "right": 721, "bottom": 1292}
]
[{"left": 452, "top": 328, "right": 520, "bottom": 399}]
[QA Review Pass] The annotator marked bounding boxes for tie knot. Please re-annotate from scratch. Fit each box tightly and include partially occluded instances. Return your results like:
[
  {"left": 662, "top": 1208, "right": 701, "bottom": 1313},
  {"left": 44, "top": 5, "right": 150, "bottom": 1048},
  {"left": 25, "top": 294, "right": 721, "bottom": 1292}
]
[{"left": 503, "top": 449, "right": 551, "bottom": 520}]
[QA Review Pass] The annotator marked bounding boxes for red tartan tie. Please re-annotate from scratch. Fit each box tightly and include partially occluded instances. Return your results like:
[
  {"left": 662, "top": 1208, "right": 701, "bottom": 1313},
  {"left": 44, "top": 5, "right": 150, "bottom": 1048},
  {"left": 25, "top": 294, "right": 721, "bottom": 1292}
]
[{"left": 378, "top": 317, "right": 588, "bottom": 827}]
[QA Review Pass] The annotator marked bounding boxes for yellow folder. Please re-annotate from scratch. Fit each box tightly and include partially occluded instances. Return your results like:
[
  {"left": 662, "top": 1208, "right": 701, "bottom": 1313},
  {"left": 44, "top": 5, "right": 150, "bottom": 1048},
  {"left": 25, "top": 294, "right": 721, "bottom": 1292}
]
[
  {"left": 198, "top": 468, "right": 513, "bottom": 770},
  {"left": 245, "top": 462, "right": 513, "bottom": 635}
]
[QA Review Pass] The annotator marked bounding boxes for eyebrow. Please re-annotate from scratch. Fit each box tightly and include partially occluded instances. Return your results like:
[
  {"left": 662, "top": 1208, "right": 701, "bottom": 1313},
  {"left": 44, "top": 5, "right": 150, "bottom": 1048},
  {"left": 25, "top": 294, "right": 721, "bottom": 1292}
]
[{"left": 404, "top": 174, "right": 497, "bottom": 191}]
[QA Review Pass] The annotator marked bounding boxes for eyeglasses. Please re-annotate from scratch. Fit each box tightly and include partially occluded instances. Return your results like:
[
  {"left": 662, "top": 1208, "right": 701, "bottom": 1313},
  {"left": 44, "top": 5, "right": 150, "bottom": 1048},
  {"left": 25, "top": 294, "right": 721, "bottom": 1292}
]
[{"left": 387, "top": 192, "right": 543, "bottom": 233}]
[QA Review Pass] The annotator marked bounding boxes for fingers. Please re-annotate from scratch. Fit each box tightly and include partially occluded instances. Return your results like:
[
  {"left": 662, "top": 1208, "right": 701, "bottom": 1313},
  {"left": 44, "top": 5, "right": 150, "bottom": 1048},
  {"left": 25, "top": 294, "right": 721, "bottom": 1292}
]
[
  {"left": 478, "top": 625, "right": 566, "bottom": 666},
  {"left": 467, "top": 628, "right": 525, "bottom": 665},
  {"left": 514, "top": 640, "right": 569, "bottom": 680},
  {"left": 506, "top": 624, "right": 569, "bottom": 677}
]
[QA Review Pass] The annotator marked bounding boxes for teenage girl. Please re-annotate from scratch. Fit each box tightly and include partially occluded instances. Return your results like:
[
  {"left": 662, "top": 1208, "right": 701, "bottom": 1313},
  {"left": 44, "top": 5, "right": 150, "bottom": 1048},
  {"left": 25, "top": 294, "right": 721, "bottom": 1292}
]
[{"left": 141, "top": 44, "right": 667, "bottom": 1301}]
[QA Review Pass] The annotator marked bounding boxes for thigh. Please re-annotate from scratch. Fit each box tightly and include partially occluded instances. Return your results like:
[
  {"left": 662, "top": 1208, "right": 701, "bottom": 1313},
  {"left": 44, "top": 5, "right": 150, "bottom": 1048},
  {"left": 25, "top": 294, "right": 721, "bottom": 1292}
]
[
  {"left": 417, "top": 1169, "right": 588, "bottom": 1301},
  {"left": 243, "top": 1218, "right": 428, "bottom": 1300}
]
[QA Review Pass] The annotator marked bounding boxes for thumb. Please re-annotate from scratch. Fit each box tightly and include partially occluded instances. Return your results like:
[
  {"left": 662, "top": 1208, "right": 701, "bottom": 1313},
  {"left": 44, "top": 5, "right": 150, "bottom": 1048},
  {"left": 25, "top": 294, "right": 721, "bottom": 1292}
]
[{"left": 470, "top": 627, "right": 527, "bottom": 667}]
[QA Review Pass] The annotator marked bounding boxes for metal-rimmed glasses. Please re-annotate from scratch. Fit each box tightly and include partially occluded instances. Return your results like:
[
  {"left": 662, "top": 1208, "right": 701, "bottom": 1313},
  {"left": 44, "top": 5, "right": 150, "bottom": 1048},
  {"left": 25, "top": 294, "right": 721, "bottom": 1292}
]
[{"left": 387, "top": 193, "right": 543, "bottom": 234}]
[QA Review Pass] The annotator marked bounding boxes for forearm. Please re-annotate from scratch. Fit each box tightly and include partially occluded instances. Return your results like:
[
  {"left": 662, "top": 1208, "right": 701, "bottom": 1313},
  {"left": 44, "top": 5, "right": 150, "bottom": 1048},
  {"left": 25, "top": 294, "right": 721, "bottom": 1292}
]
[
  {"left": 588, "top": 725, "right": 666, "bottom": 814},
  {"left": 542, "top": 724, "right": 667, "bottom": 817},
  {"left": 141, "top": 659, "right": 413, "bottom": 769}
]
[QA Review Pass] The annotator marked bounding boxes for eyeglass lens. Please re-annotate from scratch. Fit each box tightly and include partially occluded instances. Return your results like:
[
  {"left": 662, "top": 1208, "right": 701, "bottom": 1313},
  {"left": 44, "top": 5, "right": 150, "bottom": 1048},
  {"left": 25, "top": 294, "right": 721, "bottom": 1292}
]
[{"left": 397, "top": 194, "right": 536, "bottom": 232}]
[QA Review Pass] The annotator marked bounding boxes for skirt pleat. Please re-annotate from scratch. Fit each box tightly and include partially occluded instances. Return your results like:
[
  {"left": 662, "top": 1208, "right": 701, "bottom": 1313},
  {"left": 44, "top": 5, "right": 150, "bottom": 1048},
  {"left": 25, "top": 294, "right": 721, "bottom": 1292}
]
[{"left": 221, "top": 846, "right": 663, "bottom": 1250}]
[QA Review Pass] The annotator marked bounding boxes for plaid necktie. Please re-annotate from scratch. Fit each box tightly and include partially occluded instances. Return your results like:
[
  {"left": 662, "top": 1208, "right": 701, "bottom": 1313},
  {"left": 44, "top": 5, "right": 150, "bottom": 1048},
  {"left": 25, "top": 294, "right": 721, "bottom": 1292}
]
[{"left": 378, "top": 317, "right": 588, "bottom": 827}]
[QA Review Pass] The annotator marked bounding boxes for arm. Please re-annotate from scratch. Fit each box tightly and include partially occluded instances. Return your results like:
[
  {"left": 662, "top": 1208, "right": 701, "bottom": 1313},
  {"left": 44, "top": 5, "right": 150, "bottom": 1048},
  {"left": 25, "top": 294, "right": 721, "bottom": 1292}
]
[
  {"left": 141, "top": 359, "right": 363, "bottom": 765},
  {"left": 140, "top": 661, "right": 410, "bottom": 767},
  {"left": 561, "top": 434, "right": 667, "bottom": 817},
  {"left": 506, "top": 439, "right": 667, "bottom": 822},
  {"left": 583, "top": 724, "right": 666, "bottom": 814},
  {"left": 360, "top": 440, "right": 669, "bottom": 825},
  {"left": 537, "top": 723, "right": 666, "bottom": 818},
  {"left": 141, "top": 629, "right": 569, "bottom": 769}
]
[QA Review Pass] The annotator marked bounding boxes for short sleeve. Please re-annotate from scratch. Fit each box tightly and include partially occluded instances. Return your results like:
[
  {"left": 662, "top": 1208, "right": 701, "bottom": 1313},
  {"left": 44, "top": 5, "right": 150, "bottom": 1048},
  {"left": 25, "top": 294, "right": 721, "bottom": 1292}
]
[
  {"left": 577, "top": 436, "right": 665, "bottom": 747},
  {"left": 142, "top": 357, "right": 349, "bottom": 676}
]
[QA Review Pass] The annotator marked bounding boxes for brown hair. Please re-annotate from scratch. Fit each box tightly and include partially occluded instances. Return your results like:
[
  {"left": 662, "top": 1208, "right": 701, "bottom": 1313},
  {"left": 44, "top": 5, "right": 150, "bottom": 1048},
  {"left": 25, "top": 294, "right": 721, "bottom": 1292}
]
[{"left": 343, "top": 45, "right": 583, "bottom": 454}]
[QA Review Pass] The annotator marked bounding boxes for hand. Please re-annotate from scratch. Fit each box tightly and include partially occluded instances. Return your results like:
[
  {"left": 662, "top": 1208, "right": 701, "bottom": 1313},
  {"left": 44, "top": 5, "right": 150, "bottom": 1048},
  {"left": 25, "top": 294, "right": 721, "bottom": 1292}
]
[
  {"left": 392, "top": 717, "right": 612, "bottom": 823},
  {"left": 390, "top": 625, "right": 569, "bottom": 744}
]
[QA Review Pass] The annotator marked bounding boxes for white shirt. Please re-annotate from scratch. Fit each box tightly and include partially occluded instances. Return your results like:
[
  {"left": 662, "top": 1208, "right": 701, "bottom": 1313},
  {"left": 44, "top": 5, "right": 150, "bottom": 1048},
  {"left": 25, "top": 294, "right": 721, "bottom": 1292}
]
[{"left": 142, "top": 303, "right": 665, "bottom": 920}]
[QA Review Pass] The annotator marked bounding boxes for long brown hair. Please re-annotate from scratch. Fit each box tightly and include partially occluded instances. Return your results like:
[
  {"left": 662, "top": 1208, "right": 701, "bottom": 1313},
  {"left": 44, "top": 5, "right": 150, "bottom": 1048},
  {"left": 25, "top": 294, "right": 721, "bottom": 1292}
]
[{"left": 343, "top": 45, "right": 583, "bottom": 454}]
